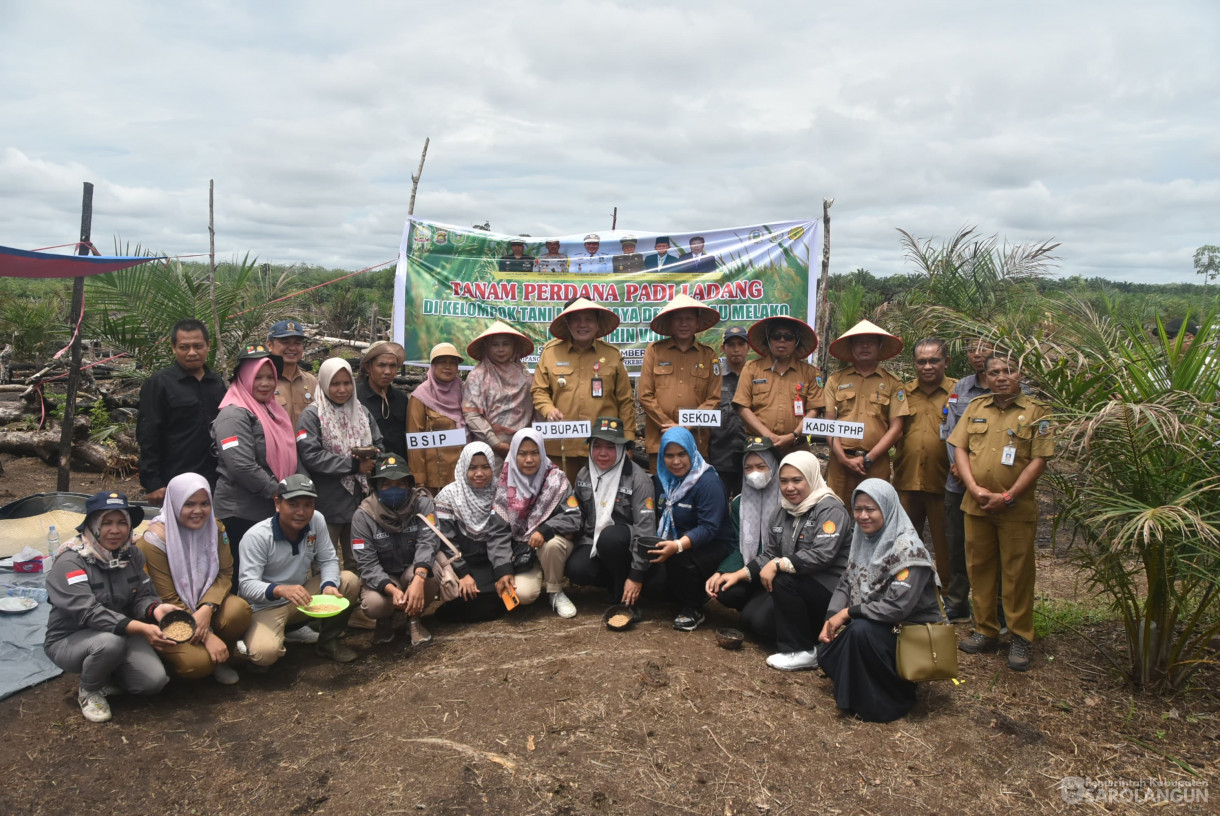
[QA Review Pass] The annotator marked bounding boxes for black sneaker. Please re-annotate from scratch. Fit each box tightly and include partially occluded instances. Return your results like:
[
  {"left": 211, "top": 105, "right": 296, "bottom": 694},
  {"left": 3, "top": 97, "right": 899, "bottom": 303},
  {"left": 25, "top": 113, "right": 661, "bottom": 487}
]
[
  {"left": 943, "top": 605, "right": 971, "bottom": 623},
  {"left": 1007, "top": 636, "right": 1032, "bottom": 671},
  {"left": 673, "top": 607, "right": 705, "bottom": 632},
  {"left": 958, "top": 631, "right": 1000, "bottom": 654}
]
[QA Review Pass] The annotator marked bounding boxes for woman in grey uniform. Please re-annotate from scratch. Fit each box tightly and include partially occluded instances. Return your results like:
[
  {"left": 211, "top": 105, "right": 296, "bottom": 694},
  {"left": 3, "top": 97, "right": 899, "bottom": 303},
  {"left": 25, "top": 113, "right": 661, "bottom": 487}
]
[
  {"left": 44, "top": 492, "right": 178, "bottom": 723},
  {"left": 296, "top": 357, "right": 382, "bottom": 569}
]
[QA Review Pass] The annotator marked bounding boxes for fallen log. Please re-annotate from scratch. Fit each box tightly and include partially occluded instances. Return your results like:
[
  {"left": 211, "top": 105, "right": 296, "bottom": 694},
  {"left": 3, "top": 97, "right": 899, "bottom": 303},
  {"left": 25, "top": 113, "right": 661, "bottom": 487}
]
[{"left": 0, "top": 427, "right": 115, "bottom": 471}]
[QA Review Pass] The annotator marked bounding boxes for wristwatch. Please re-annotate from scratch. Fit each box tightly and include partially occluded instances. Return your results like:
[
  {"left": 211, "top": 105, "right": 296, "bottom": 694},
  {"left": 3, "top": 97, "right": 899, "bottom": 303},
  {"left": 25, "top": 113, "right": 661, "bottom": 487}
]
[{"left": 863, "top": 455, "right": 873, "bottom": 469}]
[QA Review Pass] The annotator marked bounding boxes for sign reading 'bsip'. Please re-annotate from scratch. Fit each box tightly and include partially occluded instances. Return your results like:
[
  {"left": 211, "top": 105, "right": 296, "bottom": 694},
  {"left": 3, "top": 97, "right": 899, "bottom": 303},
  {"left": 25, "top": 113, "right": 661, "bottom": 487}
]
[
  {"left": 802, "top": 417, "right": 866, "bottom": 440},
  {"left": 406, "top": 428, "right": 468, "bottom": 449},
  {"left": 533, "top": 420, "right": 592, "bottom": 439},
  {"left": 678, "top": 409, "right": 722, "bottom": 428}
]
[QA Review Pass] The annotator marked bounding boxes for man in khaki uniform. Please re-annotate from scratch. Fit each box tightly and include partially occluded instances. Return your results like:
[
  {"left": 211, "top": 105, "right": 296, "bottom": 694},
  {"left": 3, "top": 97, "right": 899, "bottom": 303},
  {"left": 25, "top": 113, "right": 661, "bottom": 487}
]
[
  {"left": 823, "top": 320, "right": 910, "bottom": 504},
  {"left": 637, "top": 294, "right": 722, "bottom": 471},
  {"left": 733, "top": 316, "right": 823, "bottom": 458},
  {"left": 948, "top": 355, "right": 1053, "bottom": 672},
  {"left": 267, "top": 319, "right": 318, "bottom": 428},
  {"left": 532, "top": 298, "right": 636, "bottom": 485},
  {"left": 892, "top": 338, "right": 957, "bottom": 584}
]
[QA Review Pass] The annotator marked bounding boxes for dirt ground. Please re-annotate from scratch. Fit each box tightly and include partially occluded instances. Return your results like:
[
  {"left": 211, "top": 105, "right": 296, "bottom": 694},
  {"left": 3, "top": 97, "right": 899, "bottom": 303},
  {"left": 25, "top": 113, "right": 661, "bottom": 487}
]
[{"left": 1, "top": 455, "right": 1217, "bottom": 815}]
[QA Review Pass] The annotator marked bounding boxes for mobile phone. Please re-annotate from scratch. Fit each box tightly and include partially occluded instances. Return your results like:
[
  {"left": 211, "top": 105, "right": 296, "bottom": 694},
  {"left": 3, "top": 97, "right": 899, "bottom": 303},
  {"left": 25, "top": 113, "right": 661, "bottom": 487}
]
[{"left": 500, "top": 585, "right": 520, "bottom": 611}]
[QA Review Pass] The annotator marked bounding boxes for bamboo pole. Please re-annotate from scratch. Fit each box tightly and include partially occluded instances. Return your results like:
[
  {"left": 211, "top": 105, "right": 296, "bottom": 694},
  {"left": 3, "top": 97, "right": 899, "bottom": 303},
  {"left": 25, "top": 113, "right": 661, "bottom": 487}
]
[
  {"left": 209, "top": 179, "right": 226, "bottom": 371},
  {"left": 408, "top": 138, "right": 430, "bottom": 216},
  {"left": 57, "top": 182, "right": 92, "bottom": 490},
  {"left": 815, "top": 197, "right": 834, "bottom": 370},
  {"left": 611, "top": 207, "right": 617, "bottom": 230}
]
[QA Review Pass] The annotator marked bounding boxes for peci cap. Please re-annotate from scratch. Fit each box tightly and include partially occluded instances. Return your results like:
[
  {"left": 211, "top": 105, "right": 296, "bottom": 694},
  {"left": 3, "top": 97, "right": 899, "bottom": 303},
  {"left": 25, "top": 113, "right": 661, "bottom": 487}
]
[
  {"left": 277, "top": 474, "right": 318, "bottom": 500},
  {"left": 267, "top": 320, "right": 306, "bottom": 340}
]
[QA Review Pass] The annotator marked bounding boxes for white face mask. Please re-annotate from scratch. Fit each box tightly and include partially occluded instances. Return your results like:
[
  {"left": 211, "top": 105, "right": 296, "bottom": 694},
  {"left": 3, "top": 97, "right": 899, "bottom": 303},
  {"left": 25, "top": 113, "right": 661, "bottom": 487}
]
[{"left": 744, "top": 470, "right": 771, "bottom": 490}]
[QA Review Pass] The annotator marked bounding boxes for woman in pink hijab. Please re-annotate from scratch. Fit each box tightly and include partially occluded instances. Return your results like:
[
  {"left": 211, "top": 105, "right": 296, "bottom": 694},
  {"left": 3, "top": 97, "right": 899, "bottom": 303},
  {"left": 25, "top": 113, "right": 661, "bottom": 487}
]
[{"left": 211, "top": 345, "right": 300, "bottom": 571}]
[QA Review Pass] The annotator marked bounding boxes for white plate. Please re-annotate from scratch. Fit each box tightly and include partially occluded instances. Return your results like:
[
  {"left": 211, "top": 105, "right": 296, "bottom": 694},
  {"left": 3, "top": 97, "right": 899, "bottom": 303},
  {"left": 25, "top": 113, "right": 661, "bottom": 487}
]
[{"left": 0, "top": 597, "right": 39, "bottom": 613}]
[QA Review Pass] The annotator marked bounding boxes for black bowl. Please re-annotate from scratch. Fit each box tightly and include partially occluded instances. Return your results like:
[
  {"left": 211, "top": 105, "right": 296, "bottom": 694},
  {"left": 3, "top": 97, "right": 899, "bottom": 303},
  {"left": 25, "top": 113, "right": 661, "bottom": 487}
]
[
  {"left": 715, "top": 627, "right": 745, "bottom": 650},
  {"left": 603, "top": 605, "right": 638, "bottom": 631},
  {"left": 635, "top": 535, "right": 663, "bottom": 558},
  {"left": 159, "top": 609, "right": 197, "bottom": 643}
]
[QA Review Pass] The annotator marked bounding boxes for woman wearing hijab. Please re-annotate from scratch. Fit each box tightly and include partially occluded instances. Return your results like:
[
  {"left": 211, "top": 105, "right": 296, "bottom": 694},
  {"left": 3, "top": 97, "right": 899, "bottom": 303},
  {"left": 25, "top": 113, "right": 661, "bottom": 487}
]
[
  {"left": 351, "top": 454, "right": 442, "bottom": 646},
  {"left": 409, "top": 342, "right": 466, "bottom": 493},
  {"left": 462, "top": 321, "right": 537, "bottom": 472},
  {"left": 212, "top": 345, "right": 300, "bottom": 571},
  {"left": 565, "top": 416, "right": 656, "bottom": 615},
  {"left": 357, "top": 340, "right": 408, "bottom": 457},
  {"left": 296, "top": 357, "right": 384, "bottom": 569},
  {"left": 45, "top": 492, "right": 178, "bottom": 723},
  {"left": 705, "top": 437, "right": 782, "bottom": 641},
  {"left": 138, "top": 473, "right": 252, "bottom": 685},
  {"left": 645, "top": 427, "right": 733, "bottom": 632},
  {"left": 748, "top": 450, "right": 851, "bottom": 671},
  {"left": 819, "top": 479, "right": 944, "bottom": 723},
  {"left": 434, "top": 442, "right": 514, "bottom": 622},
  {"left": 491, "top": 428, "right": 583, "bottom": 616}
]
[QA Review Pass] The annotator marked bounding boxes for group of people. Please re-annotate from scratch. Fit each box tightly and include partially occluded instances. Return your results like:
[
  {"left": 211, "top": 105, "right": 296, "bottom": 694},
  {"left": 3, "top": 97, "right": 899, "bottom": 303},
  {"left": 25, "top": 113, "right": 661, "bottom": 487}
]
[
  {"left": 47, "top": 297, "right": 1053, "bottom": 725},
  {"left": 500, "top": 234, "right": 721, "bottom": 276}
]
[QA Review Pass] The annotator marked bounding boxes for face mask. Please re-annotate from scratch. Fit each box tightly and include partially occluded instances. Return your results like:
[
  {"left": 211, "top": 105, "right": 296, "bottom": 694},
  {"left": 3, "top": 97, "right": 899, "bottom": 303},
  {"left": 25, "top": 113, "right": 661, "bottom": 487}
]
[
  {"left": 378, "top": 487, "right": 409, "bottom": 509},
  {"left": 745, "top": 471, "right": 771, "bottom": 490}
]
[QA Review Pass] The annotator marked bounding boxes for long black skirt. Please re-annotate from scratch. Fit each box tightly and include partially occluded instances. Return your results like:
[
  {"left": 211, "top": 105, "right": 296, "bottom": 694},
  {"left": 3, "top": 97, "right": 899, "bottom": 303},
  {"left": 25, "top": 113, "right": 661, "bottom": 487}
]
[{"left": 818, "top": 618, "right": 917, "bottom": 723}]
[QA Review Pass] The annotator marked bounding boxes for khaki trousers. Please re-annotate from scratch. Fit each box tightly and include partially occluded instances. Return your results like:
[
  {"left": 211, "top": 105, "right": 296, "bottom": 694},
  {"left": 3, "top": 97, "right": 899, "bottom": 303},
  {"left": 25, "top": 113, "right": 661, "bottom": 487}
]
[
  {"left": 158, "top": 594, "right": 252, "bottom": 679},
  {"left": 963, "top": 513, "right": 1036, "bottom": 642},
  {"left": 899, "top": 490, "right": 950, "bottom": 586},
  {"left": 827, "top": 454, "right": 890, "bottom": 506},
  {"left": 245, "top": 571, "right": 361, "bottom": 666},
  {"left": 514, "top": 535, "right": 574, "bottom": 600},
  {"left": 360, "top": 569, "right": 440, "bottom": 619}
]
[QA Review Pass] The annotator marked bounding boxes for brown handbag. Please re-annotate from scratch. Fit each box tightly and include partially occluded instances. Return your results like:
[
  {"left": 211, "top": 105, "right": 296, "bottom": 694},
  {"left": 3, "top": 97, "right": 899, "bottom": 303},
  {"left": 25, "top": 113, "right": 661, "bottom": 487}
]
[
  {"left": 417, "top": 514, "right": 463, "bottom": 606},
  {"left": 894, "top": 589, "right": 959, "bottom": 682}
]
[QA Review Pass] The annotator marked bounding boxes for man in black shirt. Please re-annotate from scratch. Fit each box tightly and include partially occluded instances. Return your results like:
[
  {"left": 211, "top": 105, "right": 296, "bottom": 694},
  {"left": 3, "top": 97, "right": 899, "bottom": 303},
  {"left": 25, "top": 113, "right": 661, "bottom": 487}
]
[
  {"left": 136, "top": 319, "right": 228, "bottom": 503},
  {"left": 707, "top": 326, "right": 750, "bottom": 497}
]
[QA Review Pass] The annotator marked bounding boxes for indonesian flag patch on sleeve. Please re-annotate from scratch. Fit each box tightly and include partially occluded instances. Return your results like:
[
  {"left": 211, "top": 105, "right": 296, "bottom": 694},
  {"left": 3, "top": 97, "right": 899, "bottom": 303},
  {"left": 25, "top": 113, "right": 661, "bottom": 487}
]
[
  {"left": 66, "top": 569, "right": 88, "bottom": 585},
  {"left": 351, "top": 538, "right": 365, "bottom": 550},
  {"left": 221, "top": 436, "right": 240, "bottom": 450},
  {"left": 296, "top": 429, "right": 307, "bottom": 441}
]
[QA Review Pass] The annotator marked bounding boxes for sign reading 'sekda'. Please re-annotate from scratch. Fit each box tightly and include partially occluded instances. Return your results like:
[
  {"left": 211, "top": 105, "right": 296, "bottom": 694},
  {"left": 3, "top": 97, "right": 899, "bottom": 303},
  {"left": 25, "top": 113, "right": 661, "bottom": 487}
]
[{"left": 678, "top": 409, "right": 722, "bottom": 427}]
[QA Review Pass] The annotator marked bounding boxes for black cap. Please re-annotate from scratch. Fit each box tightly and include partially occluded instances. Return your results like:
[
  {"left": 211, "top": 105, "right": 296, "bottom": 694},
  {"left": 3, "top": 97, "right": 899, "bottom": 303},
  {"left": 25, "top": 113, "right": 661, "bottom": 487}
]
[
  {"left": 742, "top": 435, "right": 776, "bottom": 453},
  {"left": 588, "top": 415, "right": 629, "bottom": 446},
  {"left": 232, "top": 343, "right": 284, "bottom": 380},
  {"left": 371, "top": 454, "right": 412, "bottom": 482},
  {"left": 277, "top": 474, "right": 318, "bottom": 500},
  {"left": 723, "top": 326, "right": 748, "bottom": 342},
  {"left": 267, "top": 319, "right": 306, "bottom": 339},
  {"left": 78, "top": 492, "right": 145, "bottom": 532}
]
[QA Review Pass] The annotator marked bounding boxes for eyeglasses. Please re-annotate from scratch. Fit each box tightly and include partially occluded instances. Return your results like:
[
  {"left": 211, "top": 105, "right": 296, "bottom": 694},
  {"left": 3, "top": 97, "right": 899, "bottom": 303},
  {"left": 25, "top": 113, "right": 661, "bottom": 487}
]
[{"left": 768, "top": 332, "right": 797, "bottom": 342}]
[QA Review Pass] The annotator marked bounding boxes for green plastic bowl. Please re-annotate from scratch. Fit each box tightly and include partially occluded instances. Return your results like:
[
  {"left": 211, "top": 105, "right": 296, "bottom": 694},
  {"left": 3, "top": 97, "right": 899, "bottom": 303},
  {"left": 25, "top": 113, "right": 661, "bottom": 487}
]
[{"left": 296, "top": 594, "right": 351, "bottom": 618}]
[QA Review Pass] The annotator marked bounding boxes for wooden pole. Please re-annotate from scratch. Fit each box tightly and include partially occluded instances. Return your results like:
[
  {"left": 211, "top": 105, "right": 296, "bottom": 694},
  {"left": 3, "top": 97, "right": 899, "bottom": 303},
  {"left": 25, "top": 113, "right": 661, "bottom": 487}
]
[
  {"left": 611, "top": 207, "right": 617, "bottom": 230},
  {"left": 57, "top": 182, "right": 92, "bottom": 490},
  {"left": 815, "top": 197, "right": 834, "bottom": 370},
  {"left": 408, "top": 137, "right": 430, "bottom": 216},
  {"left": 208, "top": 180, "right": 226, "bottom": 371}
]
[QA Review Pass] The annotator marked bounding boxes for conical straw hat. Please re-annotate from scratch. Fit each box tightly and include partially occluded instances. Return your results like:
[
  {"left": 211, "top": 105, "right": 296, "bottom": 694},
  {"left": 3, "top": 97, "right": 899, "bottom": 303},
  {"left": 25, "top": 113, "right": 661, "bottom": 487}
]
[
  {"left": 648, "top": 293, "right": 721, "bottom": 336},
  {"left": 466, "top": 320, "right": 535, "bottom": 361},
  {"left": 745, "top": 316, "right": 819, "bottom": 358},
  {"left": 828, "top": 319, "right": 903, "bottom": 362},
  {"left": 549, "top": 298, "right": 620, "bottom": 340}
]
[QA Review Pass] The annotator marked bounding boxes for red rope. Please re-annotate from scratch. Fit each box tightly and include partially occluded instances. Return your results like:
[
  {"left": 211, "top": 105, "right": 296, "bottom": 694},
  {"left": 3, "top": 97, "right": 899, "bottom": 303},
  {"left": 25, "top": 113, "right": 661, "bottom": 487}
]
[{"left": 227, "top": 258, "right": 396, "bottom": 317}]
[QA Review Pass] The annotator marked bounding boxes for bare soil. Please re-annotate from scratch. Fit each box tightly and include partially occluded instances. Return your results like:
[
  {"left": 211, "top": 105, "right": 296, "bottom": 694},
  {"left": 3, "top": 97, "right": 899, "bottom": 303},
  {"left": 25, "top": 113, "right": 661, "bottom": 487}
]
[{"left": 1, "top": 455, "right": 1217, "bottom": 815}]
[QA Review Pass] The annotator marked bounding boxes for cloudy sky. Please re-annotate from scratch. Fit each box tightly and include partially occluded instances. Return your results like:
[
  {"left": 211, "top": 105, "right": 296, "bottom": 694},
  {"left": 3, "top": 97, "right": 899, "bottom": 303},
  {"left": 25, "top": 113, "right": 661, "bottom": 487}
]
[{"left": 2, "top": 1, "right": 1217, "bottom": 283}]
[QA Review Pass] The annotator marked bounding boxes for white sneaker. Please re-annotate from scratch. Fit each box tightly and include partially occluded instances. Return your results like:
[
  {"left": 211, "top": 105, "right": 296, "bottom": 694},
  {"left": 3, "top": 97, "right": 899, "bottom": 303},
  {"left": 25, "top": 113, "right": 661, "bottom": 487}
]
[
  {"left": 99, "top": 683, "right": 122, "bottom": 697},
  {"left": 284, "top": 626, "right": 319, "bottom": 644},
  {"left": 766, "top": 649, "right": 819, "bottom": 671},
  {"left": 550, "top": 591, "right": 577, "bottom": 619},
  {"left": 212, "top": 663, "right": 240, "bottom": 685},
  {"left": 78, "top": 689, "right": 112, "bottom": 723}
]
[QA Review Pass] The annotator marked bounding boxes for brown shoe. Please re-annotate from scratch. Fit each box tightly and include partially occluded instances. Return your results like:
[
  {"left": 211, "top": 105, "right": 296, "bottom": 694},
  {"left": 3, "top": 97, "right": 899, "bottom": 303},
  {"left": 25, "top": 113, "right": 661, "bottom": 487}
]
[
  {"left": 958, "top": 631, "right": 1000, "bottom": 654},
  {"left": 408, "top": 616, "right": 433, "bottom": 647},
  {"left": 1007, "top": 636, "right": 1032, "bottom": 671}
]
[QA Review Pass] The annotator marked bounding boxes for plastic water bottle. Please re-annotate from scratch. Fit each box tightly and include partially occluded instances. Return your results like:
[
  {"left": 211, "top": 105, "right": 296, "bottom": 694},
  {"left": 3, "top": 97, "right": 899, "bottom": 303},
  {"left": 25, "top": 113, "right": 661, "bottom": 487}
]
[
  {"left": 2, "top": 584, "right": 49, "bottom": 602},
  {"left": 46, "top": 526, "right": 60, "bottom": 571}
]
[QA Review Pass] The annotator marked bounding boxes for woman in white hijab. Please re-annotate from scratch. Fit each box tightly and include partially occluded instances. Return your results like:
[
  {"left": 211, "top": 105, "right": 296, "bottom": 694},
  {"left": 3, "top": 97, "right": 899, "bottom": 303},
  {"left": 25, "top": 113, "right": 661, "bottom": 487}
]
[
  {"left": 705, "top": 437, "right": 783, "bottom": 642},
  {"left": 138, "top": 473, "right": 252, "bottom": 685},
  {"left": 296, "top": 357, "right": 383, "bottom": 570},
  {"left": 818, "top": 479, "right": 944, "bottom": 722},
  {"left": 742, "top": 451, "right": 852, "bottom": 671}
]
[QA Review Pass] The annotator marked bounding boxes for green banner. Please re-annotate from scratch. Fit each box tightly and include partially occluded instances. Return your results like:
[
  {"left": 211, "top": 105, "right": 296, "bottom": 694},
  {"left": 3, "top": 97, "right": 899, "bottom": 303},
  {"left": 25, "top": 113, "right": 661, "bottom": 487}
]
[{"left": 393, "top": 218, "right": 818, "bottom": 369}]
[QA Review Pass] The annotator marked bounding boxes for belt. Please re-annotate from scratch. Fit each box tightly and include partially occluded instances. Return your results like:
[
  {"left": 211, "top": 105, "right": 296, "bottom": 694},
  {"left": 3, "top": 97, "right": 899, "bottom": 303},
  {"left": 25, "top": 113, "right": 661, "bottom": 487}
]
[{"left": 844, "top": 449, "right": 868, "bottom": 457}]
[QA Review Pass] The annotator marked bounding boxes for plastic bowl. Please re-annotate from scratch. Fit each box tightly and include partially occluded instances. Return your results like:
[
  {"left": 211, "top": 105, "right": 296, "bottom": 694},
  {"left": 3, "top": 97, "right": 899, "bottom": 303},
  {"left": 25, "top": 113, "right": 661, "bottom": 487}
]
[
  {"left": 715, "top": 627, "right": 745, "bottom": 650},
  {"left": 159, "top": 609, "right": 198, "bottom": 643},
  {"left": 634, "top": 535, "right": 663, "bottom": 558},
  {"left": 296, "top": 594, "right": 351, "bottom": 618},
  {"left": 603, "top": 604, "right": 638, "bottom": 631}
]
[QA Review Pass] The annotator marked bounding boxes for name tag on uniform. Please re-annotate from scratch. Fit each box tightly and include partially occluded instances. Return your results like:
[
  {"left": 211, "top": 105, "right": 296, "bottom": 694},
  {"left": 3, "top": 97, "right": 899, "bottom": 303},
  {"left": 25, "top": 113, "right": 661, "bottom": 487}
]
[
  {"left": 678, "top": 409, "right": 721, "bottom": 427},
  {"left": 406, "top": 429, "right": 467, "bottom": 449},
  {"left": 1001, "top": 445, "right": 1016, "bottom": 466},
  {"left": 591, "top": 377, "right": 603, "bottom": 398},
  {"left": 753, "top": 378, "right": 768, "bottom": 384},
  {"left": 793, "top": 398, "right": 805, "bottom": 417}
]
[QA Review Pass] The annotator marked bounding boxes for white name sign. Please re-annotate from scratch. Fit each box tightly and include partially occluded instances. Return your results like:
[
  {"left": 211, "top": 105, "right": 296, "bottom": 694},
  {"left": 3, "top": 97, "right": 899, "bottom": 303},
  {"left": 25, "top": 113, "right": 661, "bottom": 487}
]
[
  {"left": 406, "top": 428, "right": 468, "bottom": 449},
  {"left": 533, "top": 420, "right": 592, "bottom": 439},
  {"left": 802, "top": 417, "right": 866, "bottom": 440},
  {"left": 678, "top": 409, "right": 722, "bottom": 427}
]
